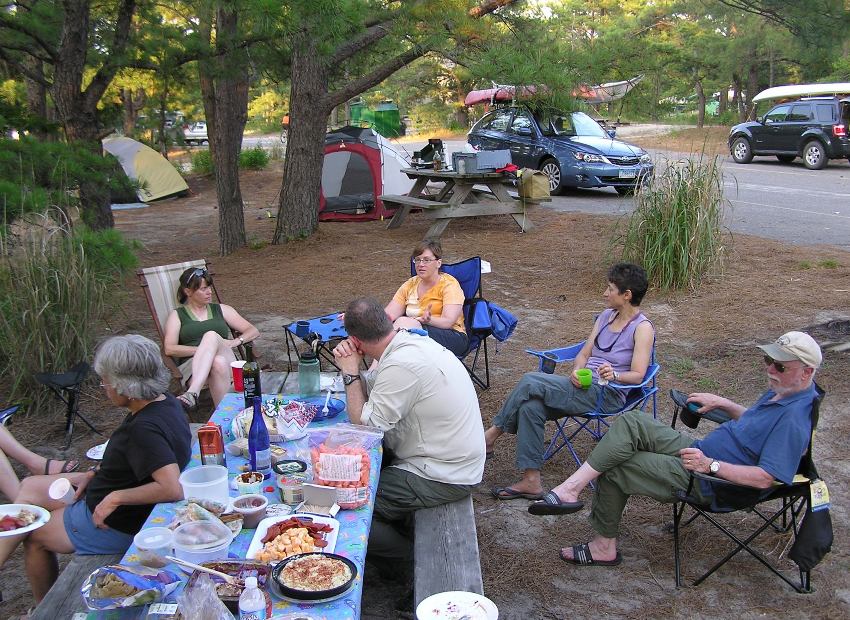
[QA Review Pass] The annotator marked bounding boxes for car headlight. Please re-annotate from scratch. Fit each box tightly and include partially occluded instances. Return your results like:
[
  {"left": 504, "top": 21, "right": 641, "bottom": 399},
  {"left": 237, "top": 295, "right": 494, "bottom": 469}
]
[
  {"left": 573, "top": 152, "right": 609, "bottom": 164},
  {"left": 640, "top": 153, "right": 652, "bottom": 163}
]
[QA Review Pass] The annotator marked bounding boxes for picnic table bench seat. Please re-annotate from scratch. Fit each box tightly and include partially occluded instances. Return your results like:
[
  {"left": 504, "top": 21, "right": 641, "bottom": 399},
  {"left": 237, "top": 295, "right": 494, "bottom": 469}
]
[
  {"left": 380, "top": 194, "right": 449, "bottom": 210},
  {"left": 31, "top": 553, "right": 123, "bottom": 619},
  {"left": 413, "top": 495, "right": 483, "bottom": 608}
]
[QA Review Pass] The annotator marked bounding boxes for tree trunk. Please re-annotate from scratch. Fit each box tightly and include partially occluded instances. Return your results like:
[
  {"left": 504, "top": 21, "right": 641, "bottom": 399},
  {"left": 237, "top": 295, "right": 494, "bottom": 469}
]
[
  {"left": 23, "top": 58, "right": 49, "bottom": 141},
  {"left": 746, "top": 63, "right": 759, "bottom": 121},
  {"left": 719, "top": 86, "right": 728, "bottom": 115},
  {"left": 694, "top": 77, "right": 706, "bottom": 128},
  {"left": 272, "top": 36, "right": 331, "bottom": 243}
]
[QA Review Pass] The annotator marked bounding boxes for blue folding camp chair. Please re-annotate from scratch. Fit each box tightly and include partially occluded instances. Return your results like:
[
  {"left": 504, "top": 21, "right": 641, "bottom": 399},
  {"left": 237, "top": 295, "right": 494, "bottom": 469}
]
[{"left": 526, "top": 340, "right": 659, "bottom": 471}]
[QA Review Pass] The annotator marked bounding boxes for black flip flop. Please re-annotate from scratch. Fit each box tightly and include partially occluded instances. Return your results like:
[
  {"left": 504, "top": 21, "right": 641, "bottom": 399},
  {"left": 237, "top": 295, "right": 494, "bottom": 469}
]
[
  {"left": 490, "top": 486, "right": 545, "bottom": 501},
  {"left": 44, "top": 458, "right": 79, "bottom": 475},
  {"left": 560, "top": 543, "right": 622, "bottom": 566},
  {"left": 528, "top": 490, "right": 584, "bottom": 515}
]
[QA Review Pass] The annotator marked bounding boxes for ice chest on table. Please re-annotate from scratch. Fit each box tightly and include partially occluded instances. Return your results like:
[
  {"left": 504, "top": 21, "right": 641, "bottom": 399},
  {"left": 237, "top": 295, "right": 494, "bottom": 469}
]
[{"left": 452, "top": 150, "right": 512, "bottom": 173}]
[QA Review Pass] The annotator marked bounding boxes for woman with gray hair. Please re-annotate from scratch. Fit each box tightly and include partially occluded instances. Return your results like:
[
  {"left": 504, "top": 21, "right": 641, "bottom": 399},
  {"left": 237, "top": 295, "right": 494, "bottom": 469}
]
[{"left": 0, "top": 334, "right": 191, "bottom": 604}]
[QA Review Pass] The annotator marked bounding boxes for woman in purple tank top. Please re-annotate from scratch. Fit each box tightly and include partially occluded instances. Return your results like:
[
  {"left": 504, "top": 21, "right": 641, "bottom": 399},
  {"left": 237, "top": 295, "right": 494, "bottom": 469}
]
[{"left": 486, "top": 263, "right": 655, "bottom": 500}]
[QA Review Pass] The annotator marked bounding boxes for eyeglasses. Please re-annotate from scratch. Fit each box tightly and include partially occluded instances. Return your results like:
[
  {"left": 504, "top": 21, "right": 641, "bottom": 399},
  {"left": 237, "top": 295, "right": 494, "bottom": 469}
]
[
  {"left": 186, "top": 268, "right": 208, "bottom": 284},
  {"left": 763, "top": 355, "right": 791, "bottom": 373},
  {"left": 412, "top": 257, "right": 438, "bottom": 265}
]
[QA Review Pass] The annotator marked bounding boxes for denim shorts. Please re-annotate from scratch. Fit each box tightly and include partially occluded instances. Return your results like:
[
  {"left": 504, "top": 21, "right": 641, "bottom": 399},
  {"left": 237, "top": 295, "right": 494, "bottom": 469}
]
[{"left": 63, "top": 499, "right": 135, "bottom": 555}]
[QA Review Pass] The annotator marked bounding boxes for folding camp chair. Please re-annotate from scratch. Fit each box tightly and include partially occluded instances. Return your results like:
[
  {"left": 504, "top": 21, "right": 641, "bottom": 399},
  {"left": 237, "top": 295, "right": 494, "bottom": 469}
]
[
  {"left": 526, "top": 340, "right": 659, "bottom": 471},
  {"left": 34, "top": 361, "right": 103, "bottom": 448},
  {"left": 283, "top": 313, "right": 348, "bottom": 372},
  {"left": 137, "top": 259, "right": 241, "bottom": 385},
  {"left": 670, "top": 384, "right": 827, "bottom": 593}
]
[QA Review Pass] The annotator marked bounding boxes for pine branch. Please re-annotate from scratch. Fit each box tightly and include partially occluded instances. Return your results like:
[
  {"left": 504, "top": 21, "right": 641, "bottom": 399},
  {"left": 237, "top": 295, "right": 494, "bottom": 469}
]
[{"left": 326, "top": 46, "right": 424, "bottom": 109}]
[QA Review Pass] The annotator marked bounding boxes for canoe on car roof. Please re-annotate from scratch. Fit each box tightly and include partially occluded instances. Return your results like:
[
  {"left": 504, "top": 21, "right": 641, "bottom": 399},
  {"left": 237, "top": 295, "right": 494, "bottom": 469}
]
[{"left": 752, "top": 82, "right": 850, "bottom": 103}]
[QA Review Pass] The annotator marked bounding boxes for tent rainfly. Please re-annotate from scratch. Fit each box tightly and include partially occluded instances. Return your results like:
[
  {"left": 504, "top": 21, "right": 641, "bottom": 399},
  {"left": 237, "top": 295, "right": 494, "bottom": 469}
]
[{"left": 102, "top": 135, "right": 189, "bottom": 202}]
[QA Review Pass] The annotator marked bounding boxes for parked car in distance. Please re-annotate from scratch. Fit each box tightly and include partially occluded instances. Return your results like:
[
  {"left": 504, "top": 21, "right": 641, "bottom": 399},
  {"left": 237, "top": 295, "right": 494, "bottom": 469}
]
[
  {"left": 183, "top": 121, "right": 208, "bottom": 145},
  {"left": 728, "top": 96, "right": 850, "bottom": 170},
  {"left": 467, "top": 105, "right": 653, "bottom": 195}
]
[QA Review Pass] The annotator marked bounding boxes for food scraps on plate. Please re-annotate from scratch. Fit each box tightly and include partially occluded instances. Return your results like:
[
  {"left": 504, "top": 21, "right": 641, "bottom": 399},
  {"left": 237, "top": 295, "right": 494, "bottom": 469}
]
[
  {"left": 0, "top": 508, "right": 38, "bottom": 532},
  {"left": 254, "top": 517, "right": 332, "bottom": 563}
]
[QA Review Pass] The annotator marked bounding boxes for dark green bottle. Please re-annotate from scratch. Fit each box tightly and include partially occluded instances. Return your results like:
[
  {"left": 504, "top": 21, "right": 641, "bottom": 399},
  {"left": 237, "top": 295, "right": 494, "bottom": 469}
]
[{"left": 242, "top": 343, "right": 262, "bottom": 404}]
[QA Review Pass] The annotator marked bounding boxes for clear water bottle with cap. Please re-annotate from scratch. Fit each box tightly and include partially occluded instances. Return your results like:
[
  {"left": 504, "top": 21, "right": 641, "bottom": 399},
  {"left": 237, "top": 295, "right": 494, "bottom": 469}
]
[
  {"left": 238, "top": 576, "right": 267, "bottom": 620},
  {"left": 298, "top": 350, "right": 320, "bottom": 396}
]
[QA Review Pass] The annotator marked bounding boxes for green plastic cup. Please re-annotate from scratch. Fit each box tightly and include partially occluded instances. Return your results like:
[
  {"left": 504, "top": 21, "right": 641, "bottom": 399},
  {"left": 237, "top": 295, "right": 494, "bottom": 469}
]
[{"left": 576, "top": 368, "right": 593, "bottom": 389}]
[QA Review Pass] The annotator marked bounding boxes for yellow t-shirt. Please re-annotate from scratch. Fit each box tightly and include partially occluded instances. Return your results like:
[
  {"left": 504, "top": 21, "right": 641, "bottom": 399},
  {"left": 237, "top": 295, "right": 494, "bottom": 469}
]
[{"left": 392, "top": 273, "right": 466, "bottom": 333}]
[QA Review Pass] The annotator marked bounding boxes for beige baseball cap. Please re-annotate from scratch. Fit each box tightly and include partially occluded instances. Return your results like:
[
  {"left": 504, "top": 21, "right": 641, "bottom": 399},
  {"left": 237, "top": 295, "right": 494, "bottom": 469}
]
[{"left": 758, "top": 331, "right": 822, "bottom": 369}]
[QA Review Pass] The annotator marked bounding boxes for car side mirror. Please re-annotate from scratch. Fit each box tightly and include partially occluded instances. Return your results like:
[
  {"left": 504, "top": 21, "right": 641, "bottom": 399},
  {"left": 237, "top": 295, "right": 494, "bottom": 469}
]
[
  {"left": 515, "top": 126, "right": 532, "bottom": 136},
  {"left": 607, "top": 128, "right": 617, "bottom": 138}
]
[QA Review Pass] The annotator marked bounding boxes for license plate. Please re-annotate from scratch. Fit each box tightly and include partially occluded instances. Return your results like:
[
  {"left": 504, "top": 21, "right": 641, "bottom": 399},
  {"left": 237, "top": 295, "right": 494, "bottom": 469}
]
[{"left": 618, "top": 169, "right": 637, "bottom": 179}]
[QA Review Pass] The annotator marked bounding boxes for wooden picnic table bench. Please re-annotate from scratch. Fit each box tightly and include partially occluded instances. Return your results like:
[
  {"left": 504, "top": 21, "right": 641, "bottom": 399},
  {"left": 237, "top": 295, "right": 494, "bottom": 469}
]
[
  {"left": 31, "top": 553, "right": 123, "bottom": 619},
  {"left": 413, "top": 495, "right": 484, "bottom": 609}
]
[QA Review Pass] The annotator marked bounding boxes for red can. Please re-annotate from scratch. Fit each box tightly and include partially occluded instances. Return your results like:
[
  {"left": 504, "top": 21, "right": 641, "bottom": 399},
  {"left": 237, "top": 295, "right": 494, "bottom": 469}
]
[{"left": 198, "top": 422, "right": 226, "bottom": 466}]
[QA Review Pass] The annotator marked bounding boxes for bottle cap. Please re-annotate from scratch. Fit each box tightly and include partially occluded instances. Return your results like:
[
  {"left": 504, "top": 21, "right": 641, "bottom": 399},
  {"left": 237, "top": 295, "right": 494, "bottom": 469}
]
[
  {"left": 244, "top": 576, "right": 257, "bottom": 589},
  {"left": 300, "top": 350, "right": 317, "bottom": 362}
]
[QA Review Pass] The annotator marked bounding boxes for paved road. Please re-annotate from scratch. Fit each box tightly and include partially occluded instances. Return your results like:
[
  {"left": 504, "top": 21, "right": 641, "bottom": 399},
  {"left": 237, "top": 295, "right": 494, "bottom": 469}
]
[{"left": 442, "top": 138, "right": 850, "bottom": 251}]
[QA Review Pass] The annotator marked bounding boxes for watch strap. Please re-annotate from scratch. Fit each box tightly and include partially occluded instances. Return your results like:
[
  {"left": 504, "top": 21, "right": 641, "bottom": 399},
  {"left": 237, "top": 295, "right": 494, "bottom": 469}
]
[{"left": 342, "top": 373, "right": 361, "bottom": 386}]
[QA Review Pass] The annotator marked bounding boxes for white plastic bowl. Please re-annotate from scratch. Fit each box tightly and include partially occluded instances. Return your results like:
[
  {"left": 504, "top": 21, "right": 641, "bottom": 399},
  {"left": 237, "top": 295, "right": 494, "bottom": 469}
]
[
  {"left": 179, "top": 464, "right": 229, "bottom": 505},
  {"left": 172, "top": 519, "right": 233, "bottom": 564}
]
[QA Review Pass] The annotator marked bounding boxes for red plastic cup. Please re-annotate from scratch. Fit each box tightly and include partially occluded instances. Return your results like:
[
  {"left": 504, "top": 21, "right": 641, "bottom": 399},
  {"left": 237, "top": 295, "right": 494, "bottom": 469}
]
[{"left": 231, "top": 360, "right": 246, "bottom": 392}]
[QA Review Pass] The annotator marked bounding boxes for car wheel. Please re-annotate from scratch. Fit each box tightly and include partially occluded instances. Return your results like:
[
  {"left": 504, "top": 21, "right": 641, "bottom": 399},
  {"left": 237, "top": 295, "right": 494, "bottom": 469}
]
[
  {"left": 731, "top": 137, "right": 753, "bottom": 164},
  {"left": 802, "top": 141, "right": 827, "bottom": 170},
  {"left": 615, "top": 186, "right": 634, "bottom": 196},
  {"left": 200, "top": 139, "right": 209, "bottom": 146},
  {"left": 540, "top": 158, "right": 565, "bottom": 195},
  {"left": 776, "top": 155, "right": 795, "bottom": 163}
]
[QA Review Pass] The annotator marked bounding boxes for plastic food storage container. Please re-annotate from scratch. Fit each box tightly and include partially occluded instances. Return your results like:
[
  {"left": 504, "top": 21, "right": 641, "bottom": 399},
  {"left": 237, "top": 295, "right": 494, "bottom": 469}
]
[
  {"left": 133, "top": 527, "right": 174, "bottom": 568},
  {"left": 179, "top": 464, "right": 229, "bottom": 505},
  {"left": 172, "top": 519, "right": 233, "bottom": 564}
]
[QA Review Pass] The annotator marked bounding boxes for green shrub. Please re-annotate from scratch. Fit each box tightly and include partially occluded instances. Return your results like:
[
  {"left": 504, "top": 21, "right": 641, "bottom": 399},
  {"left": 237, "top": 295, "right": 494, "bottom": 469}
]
[
  {"left": 192, "top": 149, "right": 214, "bottom": 175},
  {"left": 239, "top": 146, "right": 269, "bottom": 170},
  {"left": 0, "top": 214, "right": 138, "bottom": 409},
  {"left": 614, "top": 155, "right": 727, "bottom": 290}
]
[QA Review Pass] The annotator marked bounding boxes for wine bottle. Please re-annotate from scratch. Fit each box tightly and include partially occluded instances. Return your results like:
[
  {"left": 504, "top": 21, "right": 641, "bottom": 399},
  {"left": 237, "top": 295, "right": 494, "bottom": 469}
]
[
  {"left": 248, "top": 396, "right": 271, "bottom": 479},
  {"left": 242, "top": 343, "right": 262, "bottom": 405}
]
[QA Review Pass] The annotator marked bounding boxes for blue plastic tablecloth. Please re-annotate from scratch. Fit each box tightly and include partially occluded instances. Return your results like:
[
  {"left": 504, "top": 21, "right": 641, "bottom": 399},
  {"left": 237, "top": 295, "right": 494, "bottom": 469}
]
[{"left": 120, "top": 391, "right": 381, "bottom": 619}]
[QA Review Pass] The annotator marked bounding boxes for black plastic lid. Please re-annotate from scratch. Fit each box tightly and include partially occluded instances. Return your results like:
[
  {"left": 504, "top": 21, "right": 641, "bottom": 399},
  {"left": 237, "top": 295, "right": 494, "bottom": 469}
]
[{"left": 299, "top": 350, "right": 317, "bottom": 362}]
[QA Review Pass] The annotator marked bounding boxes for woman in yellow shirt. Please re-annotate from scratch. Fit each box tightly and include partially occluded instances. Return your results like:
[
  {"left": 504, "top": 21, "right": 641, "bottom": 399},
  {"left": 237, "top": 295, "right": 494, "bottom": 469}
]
[{"left": 386, "top": 240, "right": 468, "bottom": 356}]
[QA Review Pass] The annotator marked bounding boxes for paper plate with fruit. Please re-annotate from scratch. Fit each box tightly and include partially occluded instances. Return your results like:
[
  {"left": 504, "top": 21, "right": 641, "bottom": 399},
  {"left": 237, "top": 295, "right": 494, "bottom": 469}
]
[{"left": 0, "top": 504, "right": 50, "bottom": 537}]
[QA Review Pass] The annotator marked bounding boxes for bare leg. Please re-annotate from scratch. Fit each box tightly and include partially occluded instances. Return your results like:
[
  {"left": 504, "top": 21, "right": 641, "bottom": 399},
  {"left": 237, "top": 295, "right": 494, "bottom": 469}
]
[
  {"left": 0, "top": 425, "right": 50, "bottom": 477},
  {"left": 185, "top": 331, "right": 237, "bottom": 398},
  {"left": 207, "top": 353, "right": 236, "bottom": 406},
  {"left": 23, "top": 507, "right": 73, "bottom": 602},
  {"left": 0, "top": 449, "right": 21, "bottom": 499},
  {"left": 549, "top": 461, "right": 603, "bottom": 504},
  {"left": 484, "top": 426, "right": 503, "bottom": 452},
  {"left": 561, "top": 534, "right": 619, "bottom": 563}
]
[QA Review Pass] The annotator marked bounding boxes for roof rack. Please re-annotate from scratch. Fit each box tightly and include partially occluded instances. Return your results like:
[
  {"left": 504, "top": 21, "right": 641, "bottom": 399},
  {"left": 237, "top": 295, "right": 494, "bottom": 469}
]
[{"left": 799, "top": 96, "right": 840, "bottom": 101}]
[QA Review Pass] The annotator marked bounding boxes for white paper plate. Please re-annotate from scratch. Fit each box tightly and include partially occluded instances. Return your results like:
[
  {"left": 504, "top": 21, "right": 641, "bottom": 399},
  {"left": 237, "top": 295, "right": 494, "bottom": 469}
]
[
  {"left": 0, "top": 504, "right": 50, "bottom": 537},
  {"left": 246, "top": 514, "right": 339, "bottom": 564},
  {"left": 86, "top": 441, "right": 108, "bottom": 460},
  {"left": 415, "top": 591, "right": 498, "bottom": 620}
]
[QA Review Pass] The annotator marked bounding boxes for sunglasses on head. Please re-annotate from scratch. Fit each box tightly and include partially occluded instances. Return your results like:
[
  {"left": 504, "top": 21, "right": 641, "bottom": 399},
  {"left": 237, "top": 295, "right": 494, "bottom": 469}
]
[
  {"left": 186, "top": 268, "right": 208, "bottom": 284},
  {"left": 763, "top": 355, "right": 794, "bottom": 373}
]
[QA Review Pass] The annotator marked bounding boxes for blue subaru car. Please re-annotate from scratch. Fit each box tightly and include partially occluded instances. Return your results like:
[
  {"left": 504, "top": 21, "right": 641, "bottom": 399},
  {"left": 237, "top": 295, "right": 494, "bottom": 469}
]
[{"left": 467, "top": 105, "right": 653, "bottom": 195}]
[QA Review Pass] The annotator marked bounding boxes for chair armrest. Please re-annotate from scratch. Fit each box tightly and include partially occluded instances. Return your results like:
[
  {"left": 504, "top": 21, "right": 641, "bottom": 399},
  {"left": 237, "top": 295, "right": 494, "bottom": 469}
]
[
  {"left": 526, "top": 342, "right": 585, "bottom": 373},
  {"left": 669, "top": 389, "right": 731, "bottom": 429},
  {"left": 607, "top": 363, "right": 660, "bottom": 392}
]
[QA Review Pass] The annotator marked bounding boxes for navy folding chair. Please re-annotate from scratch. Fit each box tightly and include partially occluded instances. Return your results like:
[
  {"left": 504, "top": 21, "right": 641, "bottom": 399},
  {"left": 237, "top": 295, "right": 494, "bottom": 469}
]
[
  {"left": 525, "top": 341, "right": 659, "bottom": 470},
  {"left": 411, "top": 256, "right": 494, "bottom": 390}
]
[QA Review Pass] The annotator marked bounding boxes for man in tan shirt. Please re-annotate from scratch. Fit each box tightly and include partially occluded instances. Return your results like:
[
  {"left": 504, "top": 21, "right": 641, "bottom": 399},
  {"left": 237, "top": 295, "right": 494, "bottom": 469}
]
[{"left": 334, "top": 296, "right": 485, "bottom": 568}]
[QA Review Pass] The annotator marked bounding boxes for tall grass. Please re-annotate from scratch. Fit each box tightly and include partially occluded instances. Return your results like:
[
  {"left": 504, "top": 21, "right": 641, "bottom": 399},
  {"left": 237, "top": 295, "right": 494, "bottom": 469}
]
[
  {"left": 615, "top": 155, "right": 727, "bottom": 291},
  {"left": 0, "top": 211, "right": 138, "bottom": 410}
]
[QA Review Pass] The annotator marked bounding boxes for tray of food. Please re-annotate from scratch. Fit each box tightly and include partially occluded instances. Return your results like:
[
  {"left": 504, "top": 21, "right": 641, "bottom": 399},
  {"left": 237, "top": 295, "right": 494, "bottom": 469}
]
[
  {"left": 0, "top": 504, "right": 50, "bottom": 537},
  {"left": 246, "top": 514, "right": 338, "bottom": 564},
  {"left": 186, "top": 560, "right": 272, "bottom": 614},
  {"left": 270, "top": 552, "right": 358, "bottom": 602},
  {"left": 232, "top": 399, "right": 317, "bottom": 442}
]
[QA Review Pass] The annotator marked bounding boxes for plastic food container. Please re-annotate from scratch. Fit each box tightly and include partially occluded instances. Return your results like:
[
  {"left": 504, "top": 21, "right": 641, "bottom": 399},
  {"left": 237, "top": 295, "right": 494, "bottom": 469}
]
[
  {"left": 179, "top": 465, "right": 229, "bottom": 505},
  {"left": 232, "top": 494, "right": 268, "bottom": 529},
  {"left": 186, "top": 561, "right": 272, "bottom": 615},
  {"left": 133, "top": 527, "right": 174, "bottom": 568},
  {"left": 277, "top": 472, "right": 309, "bottom": 505},
  {"left": 172, "top": 519, "right": 233, "bottom": 564}
]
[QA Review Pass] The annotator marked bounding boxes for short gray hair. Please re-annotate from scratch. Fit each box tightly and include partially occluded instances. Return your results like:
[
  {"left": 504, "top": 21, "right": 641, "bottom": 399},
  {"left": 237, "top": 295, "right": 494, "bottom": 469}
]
[
  {"left": 343, "top": 297, "right": 393, "bottom": 342},
  {"left": 94, "top": 334, "right": 171, "bottom": 400}
]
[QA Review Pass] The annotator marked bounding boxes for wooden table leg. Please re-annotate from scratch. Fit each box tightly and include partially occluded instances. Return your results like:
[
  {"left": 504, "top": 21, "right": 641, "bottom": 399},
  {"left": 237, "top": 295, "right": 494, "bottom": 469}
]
[
  {"left": 425, "top": 218, "right": 452, "bottom": 239},
  {"left": 386, "top": 204, "right": 412, "bottom": 229}
]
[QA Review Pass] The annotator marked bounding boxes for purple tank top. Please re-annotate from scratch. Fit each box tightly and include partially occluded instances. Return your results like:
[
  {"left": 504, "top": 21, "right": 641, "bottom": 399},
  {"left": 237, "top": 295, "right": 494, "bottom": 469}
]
[{"left": 586, "top": 308, "right": 651, "bottom": 380}]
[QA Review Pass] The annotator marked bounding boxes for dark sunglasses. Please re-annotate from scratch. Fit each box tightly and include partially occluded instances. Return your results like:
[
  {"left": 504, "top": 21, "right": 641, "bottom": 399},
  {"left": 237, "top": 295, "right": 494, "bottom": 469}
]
[
  {"left": 763, "top": 355, "right": 791, "bottom": 373},
  {"left": 186, "top": 268, "right": 208, "bottom": 284}
]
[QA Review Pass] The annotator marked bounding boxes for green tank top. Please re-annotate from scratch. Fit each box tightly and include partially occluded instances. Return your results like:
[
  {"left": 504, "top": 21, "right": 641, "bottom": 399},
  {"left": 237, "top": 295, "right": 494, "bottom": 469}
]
[{"left": 177, "top": 303, "right": 230, "bottom": 357}]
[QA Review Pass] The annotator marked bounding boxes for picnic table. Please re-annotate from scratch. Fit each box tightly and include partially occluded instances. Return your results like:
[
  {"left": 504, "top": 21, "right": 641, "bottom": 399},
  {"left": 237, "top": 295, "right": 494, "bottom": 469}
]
[
  {"left": 39, "top": 387, "right": 382, "bottom": 618},
  {"left": 381, "top": 167, "right": 537, "bottom": 238}
]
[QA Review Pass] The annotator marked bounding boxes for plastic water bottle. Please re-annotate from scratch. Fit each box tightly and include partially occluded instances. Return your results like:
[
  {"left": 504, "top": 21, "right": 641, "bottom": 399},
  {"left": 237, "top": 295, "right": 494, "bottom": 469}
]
[
  {"left": 248, "top": 396, "right": 271, "bottom": 479},
  {"left": 238, "top": 576, "right": 267, "bottom": 620},
  {"left": 298, "top": 350, "right": 320, "bottom": 396}
]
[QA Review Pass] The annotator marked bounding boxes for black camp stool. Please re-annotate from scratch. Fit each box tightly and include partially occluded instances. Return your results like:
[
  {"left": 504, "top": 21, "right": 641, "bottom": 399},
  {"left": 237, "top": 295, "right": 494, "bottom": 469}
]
[{"left": 34, "top": 361, "right": 103, "bottom": 448}]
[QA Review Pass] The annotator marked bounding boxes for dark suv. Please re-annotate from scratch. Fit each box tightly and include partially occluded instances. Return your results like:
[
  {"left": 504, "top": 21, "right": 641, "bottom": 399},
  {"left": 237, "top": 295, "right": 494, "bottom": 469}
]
[{"left": 728, "top": 97, "right": 850, "bottom": 169}]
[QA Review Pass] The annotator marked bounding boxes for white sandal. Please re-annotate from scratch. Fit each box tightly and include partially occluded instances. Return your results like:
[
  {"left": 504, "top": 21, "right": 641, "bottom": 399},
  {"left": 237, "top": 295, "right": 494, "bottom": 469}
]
[{"left": 177, "top": 391, "right": 198, "bottom": 410}]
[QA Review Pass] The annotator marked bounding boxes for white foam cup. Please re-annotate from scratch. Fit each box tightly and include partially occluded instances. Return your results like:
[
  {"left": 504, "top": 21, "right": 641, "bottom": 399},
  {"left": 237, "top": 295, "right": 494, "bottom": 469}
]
[{"left": 48, "top": 477, "right": 76, "bottom": 504}]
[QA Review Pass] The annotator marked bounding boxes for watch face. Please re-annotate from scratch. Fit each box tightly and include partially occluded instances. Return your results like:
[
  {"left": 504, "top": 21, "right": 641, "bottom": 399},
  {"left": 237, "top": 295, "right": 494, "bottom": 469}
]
[{"left": 710, "top": 461, "right": 720, "bottom": 473}]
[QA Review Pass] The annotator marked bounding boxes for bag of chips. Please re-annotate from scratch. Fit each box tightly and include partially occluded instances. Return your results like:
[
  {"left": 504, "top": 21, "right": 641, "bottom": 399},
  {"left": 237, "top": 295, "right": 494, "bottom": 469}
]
[{"left": 81, "top": 565, "right": 182, "bottom": 610}]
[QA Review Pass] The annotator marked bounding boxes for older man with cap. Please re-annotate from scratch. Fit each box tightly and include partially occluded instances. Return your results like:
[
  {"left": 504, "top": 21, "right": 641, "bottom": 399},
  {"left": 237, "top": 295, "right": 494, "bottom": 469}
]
[{"left": 527, "top": 331, "right": 821, "bottom": 568}]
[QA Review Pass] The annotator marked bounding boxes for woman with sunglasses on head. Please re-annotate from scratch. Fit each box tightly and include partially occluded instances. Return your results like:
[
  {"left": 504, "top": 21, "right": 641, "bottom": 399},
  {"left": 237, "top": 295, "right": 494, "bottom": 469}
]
[
  {"left": 164, "top": 267, "right": 259, "bottom": 409},
  {"left": 384, "top": 239, "right": 468, "bottom": 356},
  {"left": 0, "top": 335, "right": 191, "bottom": 603},
  {"left": 486, "top": 263, "right": 655, "bottom": 501}
]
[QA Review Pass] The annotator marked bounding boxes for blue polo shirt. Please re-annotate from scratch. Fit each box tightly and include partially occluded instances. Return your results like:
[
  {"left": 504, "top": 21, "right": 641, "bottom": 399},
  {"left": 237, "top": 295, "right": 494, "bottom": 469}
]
[{"left": 693, "top": 384, "right": 815, "bottom": 485}]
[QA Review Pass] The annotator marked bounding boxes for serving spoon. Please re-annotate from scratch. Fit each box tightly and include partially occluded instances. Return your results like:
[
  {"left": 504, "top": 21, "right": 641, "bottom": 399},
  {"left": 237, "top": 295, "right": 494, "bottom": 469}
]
[{"left": 165, "top": 555, "right": 241, "bottom": 585}]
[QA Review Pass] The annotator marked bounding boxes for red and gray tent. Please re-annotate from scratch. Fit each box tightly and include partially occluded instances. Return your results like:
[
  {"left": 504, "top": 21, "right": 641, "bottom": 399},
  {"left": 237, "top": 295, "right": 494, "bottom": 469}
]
[{"left": 319, "top": 126, "right": 414, "bottom": 221}]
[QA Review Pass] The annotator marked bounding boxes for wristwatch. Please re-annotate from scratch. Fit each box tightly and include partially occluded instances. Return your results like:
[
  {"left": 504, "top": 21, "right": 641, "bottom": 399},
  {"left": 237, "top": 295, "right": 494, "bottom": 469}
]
[
  {"left": 612, "top": 370, "right": 620, "bottom": 382},
  {"left": 342, "top": 373, "right": 361, "bottom": 386},
  {"left": 709, "top": 460, "right": 721, "bottom": 475}
]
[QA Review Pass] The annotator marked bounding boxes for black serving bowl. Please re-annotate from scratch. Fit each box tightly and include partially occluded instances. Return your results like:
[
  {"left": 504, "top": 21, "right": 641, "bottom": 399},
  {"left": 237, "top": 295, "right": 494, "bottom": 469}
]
[{"left": 271, "top": 552, "right": 358, "bottom": 601}]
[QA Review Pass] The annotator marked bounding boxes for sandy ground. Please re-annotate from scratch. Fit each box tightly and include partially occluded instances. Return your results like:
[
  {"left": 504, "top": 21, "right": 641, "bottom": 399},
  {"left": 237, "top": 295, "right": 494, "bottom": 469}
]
[{"left": 1, "top": 129, "right": 848, "bottom": 618}]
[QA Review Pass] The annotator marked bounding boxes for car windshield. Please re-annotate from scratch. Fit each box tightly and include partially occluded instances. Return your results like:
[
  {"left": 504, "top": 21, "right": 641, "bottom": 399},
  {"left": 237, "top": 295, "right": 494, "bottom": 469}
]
[{"left": 535, "top": 110, "right": 607, "bottom": 138}]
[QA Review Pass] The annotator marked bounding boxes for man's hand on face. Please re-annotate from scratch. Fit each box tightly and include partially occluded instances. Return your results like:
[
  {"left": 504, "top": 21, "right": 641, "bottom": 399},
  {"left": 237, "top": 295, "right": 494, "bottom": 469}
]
[{"left": 333, "top": 338, "right": 364, "bottom": 374}]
